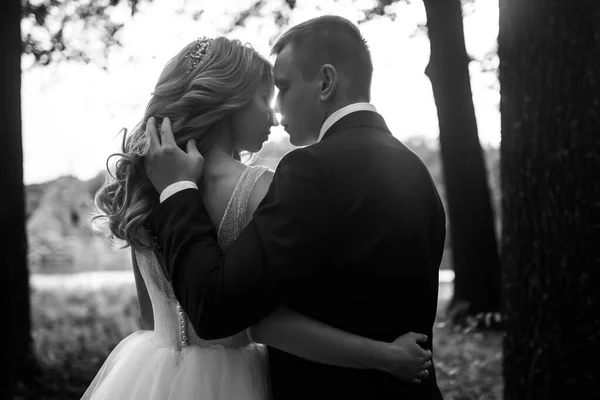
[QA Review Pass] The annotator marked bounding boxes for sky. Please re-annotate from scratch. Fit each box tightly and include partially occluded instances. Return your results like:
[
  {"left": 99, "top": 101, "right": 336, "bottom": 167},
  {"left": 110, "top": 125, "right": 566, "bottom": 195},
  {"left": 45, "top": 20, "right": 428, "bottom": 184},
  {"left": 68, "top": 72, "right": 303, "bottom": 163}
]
[{"left": 21, "top": 0, "right": 499, "bottom": 185}]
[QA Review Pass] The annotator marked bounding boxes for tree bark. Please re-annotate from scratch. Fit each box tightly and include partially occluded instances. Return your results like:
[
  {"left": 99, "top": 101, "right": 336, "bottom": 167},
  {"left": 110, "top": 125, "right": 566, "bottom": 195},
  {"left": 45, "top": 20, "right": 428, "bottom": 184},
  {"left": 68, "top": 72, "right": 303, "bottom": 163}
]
[
  {"left": 423, "top": 0, "right": 502, "bottom": 324},
  {"left": 1, "top": 0, "right": 33, "bottom": 397},
  {"left": 499, "top": 0, "right": 600, "bottom": 397}
]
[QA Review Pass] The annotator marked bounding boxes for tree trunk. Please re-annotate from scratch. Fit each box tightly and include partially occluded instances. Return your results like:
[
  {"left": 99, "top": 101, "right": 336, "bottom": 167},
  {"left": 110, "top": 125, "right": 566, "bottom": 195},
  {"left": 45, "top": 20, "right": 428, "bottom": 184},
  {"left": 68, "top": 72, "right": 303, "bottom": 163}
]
[
  {"left": 1, "top": 0, "right": 33, "bottom": 397},
  {"left": 499, "top": 0, "right": 600, "bottom": 397},
  {"left": 423, "top": 0, "right": 502, "bottom": 324}
]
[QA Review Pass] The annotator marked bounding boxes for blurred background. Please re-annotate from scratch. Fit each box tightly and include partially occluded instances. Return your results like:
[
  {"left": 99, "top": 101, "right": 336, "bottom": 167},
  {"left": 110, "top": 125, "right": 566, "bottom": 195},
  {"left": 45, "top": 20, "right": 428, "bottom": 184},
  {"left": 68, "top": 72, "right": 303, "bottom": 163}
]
[
  {"left": 24, "top": 0, "right": 500, "bottom": 279},
  {"left": 8, "top": 0, "right": 598, "bottom": 398},
  {"left": 19, "top": 0, "right": 501, "bottom": 398}
]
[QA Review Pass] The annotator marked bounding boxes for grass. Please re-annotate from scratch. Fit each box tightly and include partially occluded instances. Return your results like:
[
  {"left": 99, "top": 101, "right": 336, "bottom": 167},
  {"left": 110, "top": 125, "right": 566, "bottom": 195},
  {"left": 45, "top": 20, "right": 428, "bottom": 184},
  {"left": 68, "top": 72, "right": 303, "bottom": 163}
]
[
  {"left": 16, "top": 282, "right": 503, "bottom": 400},
  {"left": 433, "top": 314, "right": 504, "bottom": 399}
]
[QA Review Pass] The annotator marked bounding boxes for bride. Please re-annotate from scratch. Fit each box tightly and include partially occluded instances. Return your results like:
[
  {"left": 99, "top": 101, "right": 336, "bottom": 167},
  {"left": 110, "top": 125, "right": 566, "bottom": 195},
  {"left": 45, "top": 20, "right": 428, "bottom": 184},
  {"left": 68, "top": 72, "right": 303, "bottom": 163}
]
[{"left": 85, "top": 36, "right": 432, "bottom": 400}]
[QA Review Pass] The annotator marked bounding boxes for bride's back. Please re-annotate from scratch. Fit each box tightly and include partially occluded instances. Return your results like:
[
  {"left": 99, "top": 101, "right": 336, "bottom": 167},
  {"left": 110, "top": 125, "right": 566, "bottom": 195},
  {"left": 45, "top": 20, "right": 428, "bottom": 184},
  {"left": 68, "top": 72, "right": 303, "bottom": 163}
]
[
  {"left": 134, "top": 248, "right": 248, "bottom": 348},
  {"left": 134, "top": 163, "right": 271, "bottom": 349}
]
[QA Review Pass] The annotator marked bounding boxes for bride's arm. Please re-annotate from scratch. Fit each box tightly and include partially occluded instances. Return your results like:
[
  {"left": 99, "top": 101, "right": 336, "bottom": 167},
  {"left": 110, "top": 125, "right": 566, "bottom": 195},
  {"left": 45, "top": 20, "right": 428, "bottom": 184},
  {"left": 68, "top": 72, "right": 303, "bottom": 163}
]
[
  {"left": 249, "top": 306, "right": 432, "bottom": 382},
  {"left": 131, "top": 248, "right": 154, "bottom": 330}
]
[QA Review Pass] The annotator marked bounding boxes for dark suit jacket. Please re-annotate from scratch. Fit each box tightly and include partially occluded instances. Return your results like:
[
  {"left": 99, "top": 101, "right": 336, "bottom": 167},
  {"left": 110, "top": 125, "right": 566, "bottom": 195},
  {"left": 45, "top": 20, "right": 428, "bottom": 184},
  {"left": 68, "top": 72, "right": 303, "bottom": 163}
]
[{"left": 149, "top": 111, "right": 446, "bottom": 400}]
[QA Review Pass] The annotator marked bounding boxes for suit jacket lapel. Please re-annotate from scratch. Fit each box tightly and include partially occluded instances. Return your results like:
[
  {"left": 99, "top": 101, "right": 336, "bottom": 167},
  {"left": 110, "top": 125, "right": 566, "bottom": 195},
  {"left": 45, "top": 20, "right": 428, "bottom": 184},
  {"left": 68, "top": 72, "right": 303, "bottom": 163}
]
[{"left": 321, "top": 111, "right": 392, "bottom": 142}]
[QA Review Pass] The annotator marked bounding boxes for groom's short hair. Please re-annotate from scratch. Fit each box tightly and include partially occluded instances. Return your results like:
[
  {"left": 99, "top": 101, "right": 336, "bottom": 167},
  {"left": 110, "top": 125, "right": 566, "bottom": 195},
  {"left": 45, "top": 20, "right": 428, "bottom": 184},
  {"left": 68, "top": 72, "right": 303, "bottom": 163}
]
[{"left": 271, "top": 15, "right": 373, "bottom": 101}]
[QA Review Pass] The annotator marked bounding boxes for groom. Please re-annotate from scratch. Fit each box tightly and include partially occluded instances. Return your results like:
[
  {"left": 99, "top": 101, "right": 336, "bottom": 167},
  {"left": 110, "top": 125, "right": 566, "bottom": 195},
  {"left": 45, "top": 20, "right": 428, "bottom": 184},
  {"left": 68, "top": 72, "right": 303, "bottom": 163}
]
[{"left": 145, "top": 15, "right": 445, "bottom": 400}]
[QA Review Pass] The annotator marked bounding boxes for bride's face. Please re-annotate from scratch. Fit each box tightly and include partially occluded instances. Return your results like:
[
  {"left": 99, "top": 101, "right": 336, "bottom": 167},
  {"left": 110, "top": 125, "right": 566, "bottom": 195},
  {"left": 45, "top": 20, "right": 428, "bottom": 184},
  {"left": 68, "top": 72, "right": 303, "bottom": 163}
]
[{"left": 230, "top": 83, "right": 277, "bottom": 153}]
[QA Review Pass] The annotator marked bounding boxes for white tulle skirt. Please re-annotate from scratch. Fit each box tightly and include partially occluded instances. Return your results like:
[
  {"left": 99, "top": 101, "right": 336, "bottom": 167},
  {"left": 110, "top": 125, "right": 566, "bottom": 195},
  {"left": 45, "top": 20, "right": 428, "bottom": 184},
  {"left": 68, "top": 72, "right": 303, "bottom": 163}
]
[{"left": 81, "top": 330, "right": 269, "bottom": 400}]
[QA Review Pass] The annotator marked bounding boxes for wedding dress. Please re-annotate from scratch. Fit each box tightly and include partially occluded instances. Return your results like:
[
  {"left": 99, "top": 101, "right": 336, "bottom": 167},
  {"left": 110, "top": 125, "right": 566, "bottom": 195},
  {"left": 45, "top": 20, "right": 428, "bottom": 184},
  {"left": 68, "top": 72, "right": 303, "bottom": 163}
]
[{"left": 82, "top": 165, "right": 271, "bottom": 400}]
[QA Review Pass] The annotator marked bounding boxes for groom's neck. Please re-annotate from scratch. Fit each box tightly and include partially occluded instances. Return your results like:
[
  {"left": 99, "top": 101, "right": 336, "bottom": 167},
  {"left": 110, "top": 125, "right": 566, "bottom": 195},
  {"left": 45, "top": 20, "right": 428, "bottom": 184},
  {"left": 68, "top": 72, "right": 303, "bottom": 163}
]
[
  {"left": 329, "top": 93, "right": 370, "bottom": 109},
  {"left": 323, "top": 95, "right": 371, "bottom": 120}
]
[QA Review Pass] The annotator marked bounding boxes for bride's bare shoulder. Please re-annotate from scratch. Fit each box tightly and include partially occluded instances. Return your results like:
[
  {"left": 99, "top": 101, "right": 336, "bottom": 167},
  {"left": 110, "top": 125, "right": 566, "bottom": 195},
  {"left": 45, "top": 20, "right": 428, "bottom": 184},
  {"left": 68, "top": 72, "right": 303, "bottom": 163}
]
[{"left": 202, "top": 161, "right": 248, "bottom": 226}]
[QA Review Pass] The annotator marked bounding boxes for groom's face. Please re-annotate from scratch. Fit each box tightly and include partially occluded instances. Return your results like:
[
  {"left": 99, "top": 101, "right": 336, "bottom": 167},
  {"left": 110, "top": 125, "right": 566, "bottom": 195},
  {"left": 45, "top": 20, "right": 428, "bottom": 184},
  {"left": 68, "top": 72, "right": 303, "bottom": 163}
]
[{"left": 273, "top": 44, "right": 323, "bottom": 146}]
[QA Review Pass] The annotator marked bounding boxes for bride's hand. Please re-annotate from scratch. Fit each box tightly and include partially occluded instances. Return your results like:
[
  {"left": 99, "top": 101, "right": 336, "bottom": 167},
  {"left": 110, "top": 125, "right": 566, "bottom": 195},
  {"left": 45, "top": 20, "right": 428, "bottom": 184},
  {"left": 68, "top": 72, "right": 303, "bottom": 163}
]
[{"left": 379, "top": 332, "right": 433, "bottom": 383}]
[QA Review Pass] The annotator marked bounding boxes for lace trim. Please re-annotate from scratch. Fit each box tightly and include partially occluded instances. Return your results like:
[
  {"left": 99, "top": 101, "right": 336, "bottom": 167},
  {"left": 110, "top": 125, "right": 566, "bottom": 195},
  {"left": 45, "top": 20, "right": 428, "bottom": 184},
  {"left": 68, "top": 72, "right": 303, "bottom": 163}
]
[{"left": 217, "top": 165, "right": 269, "bottom": 249}]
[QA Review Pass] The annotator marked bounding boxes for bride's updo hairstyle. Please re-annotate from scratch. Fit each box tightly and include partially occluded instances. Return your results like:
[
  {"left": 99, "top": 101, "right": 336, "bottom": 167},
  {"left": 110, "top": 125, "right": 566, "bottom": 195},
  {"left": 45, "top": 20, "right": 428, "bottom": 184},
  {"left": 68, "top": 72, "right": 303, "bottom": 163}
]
[{"left": 93, "top": 37, "right": 274, "bottom": 251}]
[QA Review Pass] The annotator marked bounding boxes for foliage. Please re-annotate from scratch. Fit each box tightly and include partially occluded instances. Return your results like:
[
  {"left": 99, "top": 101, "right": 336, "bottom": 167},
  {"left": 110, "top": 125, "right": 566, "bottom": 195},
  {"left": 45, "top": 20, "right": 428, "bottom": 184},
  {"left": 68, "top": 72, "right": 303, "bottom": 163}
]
[
  {"left": 25, "top": 174, "right": 132, "bottom": 275},
  {"left": 19, "top": 0, "right": 386, "bottom": 69},
  {"left": 433, "top": 313, "right": 504, "bottom": 399},
  {"left": 15, "top": 284, "right": 139, "bottom": 399},
  {"left": 15, "top": 282, "right": 503, "bottom": 399},
  {"left": 21, "top": 0, "right": 146, "bottom": 67},
  {"left": 21, "top": 0, "right": 496, "bottom": 70}
]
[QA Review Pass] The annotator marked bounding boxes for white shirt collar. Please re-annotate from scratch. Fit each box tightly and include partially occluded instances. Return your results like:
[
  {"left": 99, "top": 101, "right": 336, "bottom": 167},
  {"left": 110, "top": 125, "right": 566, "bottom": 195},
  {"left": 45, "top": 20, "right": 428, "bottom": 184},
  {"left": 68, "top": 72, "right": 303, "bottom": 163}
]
[{"left": 318, "top": 102, "right": 377, "bottom": 142}]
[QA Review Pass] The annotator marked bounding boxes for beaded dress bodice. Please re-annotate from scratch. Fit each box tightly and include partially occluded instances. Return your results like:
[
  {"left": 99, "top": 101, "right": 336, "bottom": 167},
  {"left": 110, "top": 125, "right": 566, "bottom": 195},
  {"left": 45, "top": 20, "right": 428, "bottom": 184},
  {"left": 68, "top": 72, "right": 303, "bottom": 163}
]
[{"left": 135, "top": 165, "right": 270, "bottom": 349}]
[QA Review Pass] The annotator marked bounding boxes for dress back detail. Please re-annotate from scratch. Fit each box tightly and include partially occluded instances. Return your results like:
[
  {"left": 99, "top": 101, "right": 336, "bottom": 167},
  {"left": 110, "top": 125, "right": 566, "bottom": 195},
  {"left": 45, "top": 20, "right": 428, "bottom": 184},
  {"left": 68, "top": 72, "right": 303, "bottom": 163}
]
[{"left": 135, "top": 165, "right": 270, "bottom": 349}]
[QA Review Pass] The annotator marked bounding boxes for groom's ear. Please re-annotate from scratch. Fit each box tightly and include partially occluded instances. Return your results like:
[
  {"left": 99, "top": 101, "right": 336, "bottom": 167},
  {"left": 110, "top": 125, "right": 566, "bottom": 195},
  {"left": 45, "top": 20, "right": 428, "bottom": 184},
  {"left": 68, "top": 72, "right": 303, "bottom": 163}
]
[{"left": 318, "top": 64, "right": 337, "bottom": 102}]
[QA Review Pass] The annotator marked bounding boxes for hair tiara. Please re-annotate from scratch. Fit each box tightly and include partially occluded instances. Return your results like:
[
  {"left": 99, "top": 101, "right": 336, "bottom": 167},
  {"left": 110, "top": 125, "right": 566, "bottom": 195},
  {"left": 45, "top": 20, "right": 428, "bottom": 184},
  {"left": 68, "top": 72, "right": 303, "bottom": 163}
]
[{"left": 185, "top": 37, "right": 214, "bottom": 74}]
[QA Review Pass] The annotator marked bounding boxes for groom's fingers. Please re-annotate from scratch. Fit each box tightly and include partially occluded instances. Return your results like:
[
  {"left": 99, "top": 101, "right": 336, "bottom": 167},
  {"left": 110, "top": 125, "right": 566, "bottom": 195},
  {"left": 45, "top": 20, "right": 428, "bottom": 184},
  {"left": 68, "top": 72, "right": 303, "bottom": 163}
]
[
  {"left": 419, "top": 349, "right": 432, "bottom": 361},
  {"left": 414, "top": 333, "right": 428, "bottom": 343},
  {"left": 146, "top": 117, "right": 161, "bottom": 150},
  {"left": 160, "top": 117, "right": 177, "bottom": 146}
]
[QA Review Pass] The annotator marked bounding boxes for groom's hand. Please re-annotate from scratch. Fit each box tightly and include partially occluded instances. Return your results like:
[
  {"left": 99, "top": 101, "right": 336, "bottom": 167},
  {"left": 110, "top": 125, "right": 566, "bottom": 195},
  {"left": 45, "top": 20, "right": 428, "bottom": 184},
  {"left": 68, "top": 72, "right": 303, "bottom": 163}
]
[
  {"left": 383, "top": 332, "right": 433, "bottom": 384},
  {"left": 144, "top": 117, "right": 205, "bottom": 194}
]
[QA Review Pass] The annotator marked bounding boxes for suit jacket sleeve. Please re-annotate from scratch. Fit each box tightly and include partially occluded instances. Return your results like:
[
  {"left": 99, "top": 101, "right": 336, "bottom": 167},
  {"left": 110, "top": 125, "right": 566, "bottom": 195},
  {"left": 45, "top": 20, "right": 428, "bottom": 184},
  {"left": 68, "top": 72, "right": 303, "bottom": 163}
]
[{"left": 151, "top": 148, "right": 335, "bottom": 339}]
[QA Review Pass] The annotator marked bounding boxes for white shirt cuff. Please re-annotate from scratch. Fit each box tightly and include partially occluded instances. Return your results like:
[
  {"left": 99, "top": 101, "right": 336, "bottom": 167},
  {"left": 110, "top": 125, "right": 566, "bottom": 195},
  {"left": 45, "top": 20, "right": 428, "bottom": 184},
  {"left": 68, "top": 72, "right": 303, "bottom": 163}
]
[{"left": 159, "top": 181, "right": 198, "bottom": 203}]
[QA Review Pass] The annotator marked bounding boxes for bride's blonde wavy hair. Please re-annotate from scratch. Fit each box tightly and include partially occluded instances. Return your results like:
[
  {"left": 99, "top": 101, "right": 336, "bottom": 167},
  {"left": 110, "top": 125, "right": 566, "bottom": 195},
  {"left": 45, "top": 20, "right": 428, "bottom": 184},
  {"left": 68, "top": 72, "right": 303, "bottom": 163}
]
[{"left": 92, "top": 37, "right": 274, "bottom": 251}]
